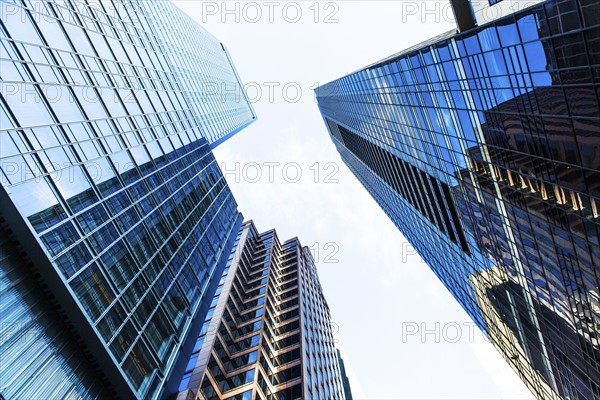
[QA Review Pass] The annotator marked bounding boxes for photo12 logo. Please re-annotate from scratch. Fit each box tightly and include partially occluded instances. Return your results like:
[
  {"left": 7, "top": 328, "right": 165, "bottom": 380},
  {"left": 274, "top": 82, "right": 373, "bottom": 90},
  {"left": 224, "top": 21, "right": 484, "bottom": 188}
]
[
  {"left": 401, "top": 321, "right": 486, "bottom": 344},
  {"left": 219, "top": 161, "right": 339, "bottom": 184},
  {"left": 199, "top": 1, "right": 340, "bottom": 24},
  {"left": 308, "top": 242, "right": 340, "bottom": 264}
]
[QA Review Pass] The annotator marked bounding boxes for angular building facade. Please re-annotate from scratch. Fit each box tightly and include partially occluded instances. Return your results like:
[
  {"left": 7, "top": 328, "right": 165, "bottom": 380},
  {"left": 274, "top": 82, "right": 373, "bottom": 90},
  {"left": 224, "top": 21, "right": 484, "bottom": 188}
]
[
  {"left": 336, "top": 349, "right": 354, "bottom": 400},
  {"left": 0, "top": 0, "right": 254, "bottom": 399},
  {"left": 316, "top": 0, "right": 600, "bottom": 399},
  {"left": 176, "top": 221, "right": 346, "bottom": 400}
]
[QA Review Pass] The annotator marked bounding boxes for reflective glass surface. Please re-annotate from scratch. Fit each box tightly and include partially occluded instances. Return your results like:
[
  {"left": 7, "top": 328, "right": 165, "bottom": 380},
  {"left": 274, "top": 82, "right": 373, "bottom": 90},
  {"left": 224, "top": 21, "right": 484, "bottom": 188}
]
[
  {"left": 0, "top": 0, "right": 252, "bottom": 398},
  {"left": 0, "top": 225, "right": 111, "bottom": 399},
  {"left": 317, "top": 1, "right": 600, "bottom": 398}
]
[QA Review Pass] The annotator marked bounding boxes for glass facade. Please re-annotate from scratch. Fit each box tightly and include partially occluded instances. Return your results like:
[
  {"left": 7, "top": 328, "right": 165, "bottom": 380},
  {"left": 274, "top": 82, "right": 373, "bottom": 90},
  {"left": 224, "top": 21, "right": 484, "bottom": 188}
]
[
  {"left": 0, "top": 0, "right": 254, "bottom": 399},
  {"left": 316, "top": 0, "right": 600, "bottom": 399},
  {"left": 177, "top": 221, "right": 346, "bottom": 400},
  {"left": 0, "top": 223, "right": 111, "bottom": 399},
  {"left": 133, "top": 1, "right": 256, "bottom": 147},
  {"left": 336, "top": 349, "right": 353, "bottom": 400},
  {"left": 468, "top": 0, "right": 545, "bottom": 26}
]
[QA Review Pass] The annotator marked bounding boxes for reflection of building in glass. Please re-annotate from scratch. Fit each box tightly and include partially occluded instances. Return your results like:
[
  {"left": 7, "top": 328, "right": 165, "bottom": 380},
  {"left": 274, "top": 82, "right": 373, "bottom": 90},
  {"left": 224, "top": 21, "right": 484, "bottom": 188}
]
[
  {"left": 460, "top": 86, "right": 600, "bottom": 397},
  {"left": 316, "top": 0, "right": 600, "bottom": 398},
  {"left": 0, "top": 1, "right": 254, "bottom": 399},
  {"left": 2, "top": 139, "right": 242, "bottom": 399},
  {"left": 472, "top": 266, "right": 600, "bottom": 400},
  {"left": 470, "top": 268, "right": 561, "bottom": 400},
  {"left": 176, "top": 221, "right": 345, "bottom": 400}
]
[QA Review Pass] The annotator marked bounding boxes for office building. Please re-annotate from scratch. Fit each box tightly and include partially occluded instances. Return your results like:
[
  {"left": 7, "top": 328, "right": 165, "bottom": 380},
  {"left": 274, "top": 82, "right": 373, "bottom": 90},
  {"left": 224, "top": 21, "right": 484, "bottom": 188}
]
[
  {"left": 0, "top": 0, "right": 254, "bottom": 398},
  {"left": 176, "top": 221, "right": 346, "bottom": 400},
  {"left": 450, "top": 0, "right": 546, "bottom": 31},
  {"left": 316, "top": 0, "right": 600, "bottom": 398},
  {"left": 336, "top": 349, "right": 354, "bottom": 400}
]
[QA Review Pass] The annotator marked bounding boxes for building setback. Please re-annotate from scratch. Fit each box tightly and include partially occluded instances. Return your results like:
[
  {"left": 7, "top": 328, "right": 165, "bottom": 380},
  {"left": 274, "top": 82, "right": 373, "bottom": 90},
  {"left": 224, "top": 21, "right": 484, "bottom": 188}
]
[
  {"left": 0, "top": 0, "right": 254, "bottom": 398},
  {"left": 176, "top": 221, "right": 346, "bottom": 400},
  {"left": 336, "top": 349, "right": 354, "bottom": 400},
  {"left": 316, "top": 0, "right": 600, "bottom": 399}
]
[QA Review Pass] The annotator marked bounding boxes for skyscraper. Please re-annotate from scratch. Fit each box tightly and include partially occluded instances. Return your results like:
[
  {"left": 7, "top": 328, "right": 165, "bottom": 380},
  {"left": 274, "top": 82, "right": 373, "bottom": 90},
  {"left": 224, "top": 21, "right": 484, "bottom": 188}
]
[
  {"left": 176, "top": 221, "right": 346, "bottom": 400},
  {"left": 0, "top": 0, "right": 254, "bottom": 398},
  {"left": 336, "top": 349, "right": 354, "bottom": 400},
  {"left": 316, "top": 0, "right": 600, "bottom": 398}
]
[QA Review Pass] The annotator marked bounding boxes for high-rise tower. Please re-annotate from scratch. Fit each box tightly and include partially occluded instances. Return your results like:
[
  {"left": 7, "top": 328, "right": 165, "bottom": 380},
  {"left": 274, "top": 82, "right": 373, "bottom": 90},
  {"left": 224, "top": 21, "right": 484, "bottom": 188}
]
[
  {"left": 336, "top": 349, "right": 354, "bottom": 400},
  {"left": 316, "top": 0, "right": 600, "bottom": 398},
  {"left": 0, "top": 0, "right": 254, "bottom": 398},
  {"left": 176, "top": 221, "right": 346, "bottom": 400}
]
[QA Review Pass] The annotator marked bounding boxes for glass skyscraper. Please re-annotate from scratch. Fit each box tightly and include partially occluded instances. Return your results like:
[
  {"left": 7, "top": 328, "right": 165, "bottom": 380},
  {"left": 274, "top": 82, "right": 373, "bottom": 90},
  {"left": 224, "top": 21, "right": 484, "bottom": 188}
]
[
  {"left": 1, "top": 0, "right": 254, "bottom": 399},
  {"left": 316, "top": 0, "right": 599, "bottom": 398},
  {"left": 336, "top": 349, "right": 353, "bottom": 400},
  {"left": 176, "top": 221, "right": 346, "bottom": 400}
]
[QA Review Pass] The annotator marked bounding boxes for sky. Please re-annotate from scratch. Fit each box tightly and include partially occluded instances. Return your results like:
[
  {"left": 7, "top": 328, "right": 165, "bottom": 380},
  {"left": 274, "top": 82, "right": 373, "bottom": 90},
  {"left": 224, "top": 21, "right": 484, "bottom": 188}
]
[{"left": 175, "top": 1, "right": 536, "bottom": 398}]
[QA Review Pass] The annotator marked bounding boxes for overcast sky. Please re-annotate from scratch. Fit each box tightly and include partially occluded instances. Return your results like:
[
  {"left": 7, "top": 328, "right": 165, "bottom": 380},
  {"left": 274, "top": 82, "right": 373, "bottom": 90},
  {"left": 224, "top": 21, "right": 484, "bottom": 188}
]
[{"left": 175, "top": 1, "right": 535, "bottom": 398}]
